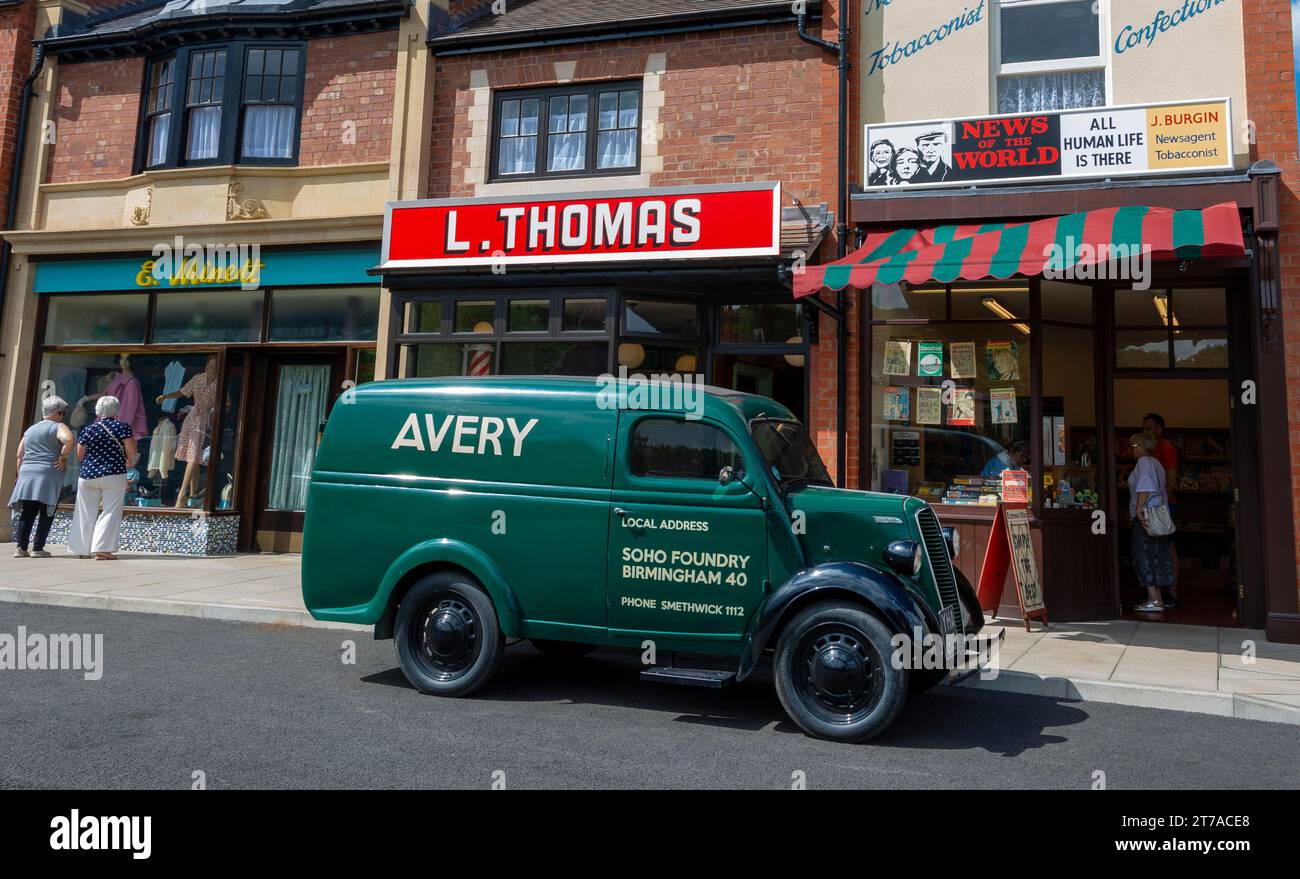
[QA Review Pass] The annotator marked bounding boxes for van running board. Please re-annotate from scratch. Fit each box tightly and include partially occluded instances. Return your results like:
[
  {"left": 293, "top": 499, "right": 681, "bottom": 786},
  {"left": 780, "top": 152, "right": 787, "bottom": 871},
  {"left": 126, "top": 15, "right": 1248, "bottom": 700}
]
[{"left": 640, "top": 667, "right": 737, "bottom": 688}]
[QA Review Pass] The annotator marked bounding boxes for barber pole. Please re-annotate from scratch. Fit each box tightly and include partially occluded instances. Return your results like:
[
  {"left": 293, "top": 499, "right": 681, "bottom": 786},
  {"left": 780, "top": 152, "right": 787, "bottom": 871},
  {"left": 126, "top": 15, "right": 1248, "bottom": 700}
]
[{"left": 465, "top": 344, "right": 493, "bottom": 377}]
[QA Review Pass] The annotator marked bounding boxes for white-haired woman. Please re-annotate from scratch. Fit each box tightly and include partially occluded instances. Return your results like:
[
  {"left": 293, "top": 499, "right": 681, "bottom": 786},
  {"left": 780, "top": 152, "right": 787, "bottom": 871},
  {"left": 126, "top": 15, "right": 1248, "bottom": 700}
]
[
  {"left": 1129, "top": 431, "right": 1173, "bottom": 612},
  {"left": 9, "top": 396, "right": 76, "bottom": 558},
  {"left": 67, "top": 395, "right": 137, "bottom": 560}
]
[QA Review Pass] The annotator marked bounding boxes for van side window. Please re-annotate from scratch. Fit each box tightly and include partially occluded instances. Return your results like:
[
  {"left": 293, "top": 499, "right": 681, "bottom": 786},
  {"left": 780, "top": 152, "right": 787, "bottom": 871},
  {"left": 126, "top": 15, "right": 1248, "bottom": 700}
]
[{"left": 630, "top": 418, "right": 742, "bottom": 480}]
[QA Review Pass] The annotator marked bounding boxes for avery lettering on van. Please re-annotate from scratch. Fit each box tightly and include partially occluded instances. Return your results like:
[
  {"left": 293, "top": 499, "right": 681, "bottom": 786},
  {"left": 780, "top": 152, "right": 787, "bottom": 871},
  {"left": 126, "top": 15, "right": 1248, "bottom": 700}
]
[{"left": 391, "top": 413, "right": 539, "bottom": 457}]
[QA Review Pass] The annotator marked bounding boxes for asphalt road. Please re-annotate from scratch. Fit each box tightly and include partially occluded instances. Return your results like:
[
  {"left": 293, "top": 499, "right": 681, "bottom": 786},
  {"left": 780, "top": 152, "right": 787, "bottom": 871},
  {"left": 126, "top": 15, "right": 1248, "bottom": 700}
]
[{"left": 2, "top": 604, "right": 1297, "bottom": 790}]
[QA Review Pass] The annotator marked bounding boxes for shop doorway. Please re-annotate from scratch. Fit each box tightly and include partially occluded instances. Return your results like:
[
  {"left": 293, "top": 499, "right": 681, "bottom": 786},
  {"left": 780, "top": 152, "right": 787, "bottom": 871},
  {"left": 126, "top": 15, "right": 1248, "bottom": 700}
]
[
  {"left": 1113, "top": 378, "right": 1241, "bottom": 626},
  {"left": 238, "top": 350, "right": 347, "bottom": 552}
]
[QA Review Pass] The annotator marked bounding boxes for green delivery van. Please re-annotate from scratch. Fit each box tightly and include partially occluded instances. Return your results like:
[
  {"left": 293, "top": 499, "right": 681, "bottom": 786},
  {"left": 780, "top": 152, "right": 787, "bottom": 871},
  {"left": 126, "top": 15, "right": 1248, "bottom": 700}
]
[{"left": 302, "top": 376, "right": 984, "bottom": 742}]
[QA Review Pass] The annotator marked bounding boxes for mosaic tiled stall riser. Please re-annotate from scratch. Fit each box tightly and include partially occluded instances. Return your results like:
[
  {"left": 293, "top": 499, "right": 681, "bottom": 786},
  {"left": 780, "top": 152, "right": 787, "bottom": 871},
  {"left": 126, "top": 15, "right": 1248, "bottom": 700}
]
[{"left": 9, "top": 512, "right": 240, "bottom": 556}]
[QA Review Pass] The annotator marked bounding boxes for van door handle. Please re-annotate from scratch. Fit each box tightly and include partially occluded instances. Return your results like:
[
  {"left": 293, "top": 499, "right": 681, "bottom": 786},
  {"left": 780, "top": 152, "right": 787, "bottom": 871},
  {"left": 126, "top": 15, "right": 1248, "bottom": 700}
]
[{"left": 614, "top": 508, "right": 627, "bottom": 516}]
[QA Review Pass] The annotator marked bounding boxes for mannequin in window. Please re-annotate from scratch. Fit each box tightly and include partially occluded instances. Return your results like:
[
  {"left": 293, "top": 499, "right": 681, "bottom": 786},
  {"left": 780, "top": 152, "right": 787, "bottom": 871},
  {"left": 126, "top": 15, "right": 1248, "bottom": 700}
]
[
  {"left": 82, "top": 354, "right": 148, "bottom": 467},
  {"left": 156, "top": 355, "right": 218, "bottom": 509}
]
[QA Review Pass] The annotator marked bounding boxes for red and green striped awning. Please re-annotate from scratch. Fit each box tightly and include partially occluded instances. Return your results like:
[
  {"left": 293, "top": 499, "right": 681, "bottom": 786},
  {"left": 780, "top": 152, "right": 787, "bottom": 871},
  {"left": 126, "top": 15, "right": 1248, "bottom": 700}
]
[{"left": 794, "top": 202, "right": 1245, "bottom": 298}]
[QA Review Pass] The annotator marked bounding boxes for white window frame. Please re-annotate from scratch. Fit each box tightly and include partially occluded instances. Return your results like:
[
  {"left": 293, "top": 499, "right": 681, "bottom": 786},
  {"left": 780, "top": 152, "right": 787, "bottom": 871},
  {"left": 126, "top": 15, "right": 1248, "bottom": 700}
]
[{"left": 993, "top": 0, "right": 1113, "bottom": 111}]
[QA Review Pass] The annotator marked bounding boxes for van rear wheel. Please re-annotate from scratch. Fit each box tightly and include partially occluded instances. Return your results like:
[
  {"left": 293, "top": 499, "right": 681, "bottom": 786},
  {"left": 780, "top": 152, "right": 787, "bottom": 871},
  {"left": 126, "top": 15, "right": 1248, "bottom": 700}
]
[
  {"left": 395, "top": 571, "right": 503, "bottom": 697},
  {"left": 773, "top": 602, "right": 907, "bottom": 743}
]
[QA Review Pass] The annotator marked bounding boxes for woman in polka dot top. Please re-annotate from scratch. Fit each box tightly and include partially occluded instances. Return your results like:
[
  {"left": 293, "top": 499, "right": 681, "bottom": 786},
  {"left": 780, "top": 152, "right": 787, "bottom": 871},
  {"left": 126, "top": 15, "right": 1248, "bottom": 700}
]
[{"left": 67, "top": 395, "right": 138, "bottom": 560}]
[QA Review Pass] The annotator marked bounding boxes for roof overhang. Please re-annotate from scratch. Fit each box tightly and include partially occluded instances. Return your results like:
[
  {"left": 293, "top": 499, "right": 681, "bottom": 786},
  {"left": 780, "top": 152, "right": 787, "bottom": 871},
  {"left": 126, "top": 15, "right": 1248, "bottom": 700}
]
[
  {"left": 42, "top": 0, "right": 411, "bottom": 60},
  {"left": 427, "top": 0, "right": 817, "bottom": 54}
]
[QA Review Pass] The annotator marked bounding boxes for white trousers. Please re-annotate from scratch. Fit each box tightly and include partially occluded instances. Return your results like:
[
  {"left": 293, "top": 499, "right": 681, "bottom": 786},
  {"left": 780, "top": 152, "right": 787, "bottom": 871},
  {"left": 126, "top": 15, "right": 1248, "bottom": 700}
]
[{"left": 67, "top": 474, "right": 128, "bottom": 555}]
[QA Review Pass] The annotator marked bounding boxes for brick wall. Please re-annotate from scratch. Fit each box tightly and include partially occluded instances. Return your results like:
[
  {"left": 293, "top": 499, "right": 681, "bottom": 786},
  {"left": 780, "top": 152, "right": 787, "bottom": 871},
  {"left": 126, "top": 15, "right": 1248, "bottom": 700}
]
[
  {"left": 1242, "top": 0, "right": 1300, "bottom": 602},
  {"left": 299, "top": 31, "right": 398, "bottom": 166},
  {"left": 46, "top": 30, "right": 397, "bottom": 183},
  {"left": 47, "top": 57, "right": 144, "bottom": 184},
  {"left": 428, "top": 7, "right": 852, "bottom": 478},
  {"left": 0, "top": 1, "right": 37, "bottom": 213}
]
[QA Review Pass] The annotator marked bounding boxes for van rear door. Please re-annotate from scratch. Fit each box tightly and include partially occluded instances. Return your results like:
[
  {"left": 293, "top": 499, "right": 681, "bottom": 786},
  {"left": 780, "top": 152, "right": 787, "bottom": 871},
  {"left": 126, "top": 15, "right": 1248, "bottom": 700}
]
[{"left": 607, "top": 412, "right": 767, "bottom": 640}]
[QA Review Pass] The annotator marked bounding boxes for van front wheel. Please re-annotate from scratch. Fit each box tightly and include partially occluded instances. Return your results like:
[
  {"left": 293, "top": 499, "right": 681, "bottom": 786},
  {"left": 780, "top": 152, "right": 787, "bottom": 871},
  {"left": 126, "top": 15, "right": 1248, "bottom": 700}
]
[
  {"left": 773, "top": 603, "right": 907, "bottom": 743},
  {"left": 395, "top": 572, "right": 503, "bottom": 697}
]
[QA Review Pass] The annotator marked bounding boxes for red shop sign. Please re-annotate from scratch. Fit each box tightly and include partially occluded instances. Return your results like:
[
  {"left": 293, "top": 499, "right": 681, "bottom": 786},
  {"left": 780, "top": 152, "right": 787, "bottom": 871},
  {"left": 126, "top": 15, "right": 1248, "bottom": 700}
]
[{"left": 380, "top": 182, "right": 781, "bottom": 269}]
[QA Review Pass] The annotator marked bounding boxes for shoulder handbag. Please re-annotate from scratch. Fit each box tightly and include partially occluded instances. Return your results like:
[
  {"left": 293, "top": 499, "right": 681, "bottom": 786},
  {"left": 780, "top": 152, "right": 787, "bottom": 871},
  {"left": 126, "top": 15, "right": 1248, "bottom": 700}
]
[
  {"left": 95, "top": 419, "right": 128, "bottom": 467},
  {"left": 1140, "top": 459, "right": 1176, "bottom": 537}
]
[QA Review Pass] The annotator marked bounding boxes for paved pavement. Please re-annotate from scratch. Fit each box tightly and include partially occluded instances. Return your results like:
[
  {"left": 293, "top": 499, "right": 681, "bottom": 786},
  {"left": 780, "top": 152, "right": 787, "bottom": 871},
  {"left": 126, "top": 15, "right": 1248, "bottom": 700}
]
[
  {"left": 3, "top": 604, "right": 1298, "bottom": 790},
  {"left": 3, "top": 549, "right": 1300, "bottom": 724}
]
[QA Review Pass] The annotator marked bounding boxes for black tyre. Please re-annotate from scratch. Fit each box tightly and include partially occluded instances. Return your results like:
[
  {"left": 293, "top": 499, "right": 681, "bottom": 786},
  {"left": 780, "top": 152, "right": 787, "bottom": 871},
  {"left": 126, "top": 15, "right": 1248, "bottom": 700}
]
[
  {"left": 529, "top": 638, "right": 597, "bottom": 659},
  {"left": 394, "top": 571, "right": 503, "bottom": 697},
  {"left": 773, "top": 602, "right": 908, "bottom": 743}
]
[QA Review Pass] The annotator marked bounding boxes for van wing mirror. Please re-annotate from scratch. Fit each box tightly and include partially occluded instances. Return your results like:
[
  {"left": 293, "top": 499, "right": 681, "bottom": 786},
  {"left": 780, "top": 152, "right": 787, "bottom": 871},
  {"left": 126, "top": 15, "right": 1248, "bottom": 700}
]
[{"left": 718, "top": 465, "right": 747, "bottom": 486}]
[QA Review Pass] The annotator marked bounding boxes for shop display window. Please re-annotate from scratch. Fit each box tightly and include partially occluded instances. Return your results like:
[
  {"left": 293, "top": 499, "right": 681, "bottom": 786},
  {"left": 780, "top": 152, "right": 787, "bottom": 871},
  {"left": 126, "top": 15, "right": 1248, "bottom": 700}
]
[
  {"left": 407, "top": 301, "right": 443, "bottom": 334},
  {"left": 1114, "top": 287, "right": 1230, "bottom": 370},
  {"left": 403, "top": 343, "right": 483, "bottom": 377},
  {"left": 392, "top": 292, "right": 810, "bottom": 421},
  {"left": 213, "top": 355, "right": 246, "bottom": 511},
  {"left": 269, "top": 287, "right": 380, "bottom": 342},
  {"left": 501, "top": 341, "right": 607, "bottom": 375},
  {"left": 869, "top": 321, "right": 1032, "bottom": 505},
  {"left": 622, "top": 299, "right": 700, "bottom": 336},
  {"left": 43, "top": 294, "right": 149, "bottom": 345},
  {"left": 153, "top": 289, "right": 263, "bottom": 343},
  {"left": 1041, "top": 325, "right": 1099, "bottom": 510},
  {"left": 711, "top": 353, "right": 804, "bottom": 416},
  {"left": 33, "top": 352, "right": 226, "bottom": 511},
  {"left": 453, "top": 300, "right": 496, "bottom": 333},
  {"left": 562, "top": 298, "right": 607, "bottom": 332},
  {"left": 507, "top": 299, "right": 549, "bottom": 333},
  {"left": 870, "top": 284, "right": 945, "bottom": 321},
  {"left": 618, "top": 343, "right": 701, "bottom": 376},
  {"left": 718, "top": 302, "right": 801, "bottom": 345}
]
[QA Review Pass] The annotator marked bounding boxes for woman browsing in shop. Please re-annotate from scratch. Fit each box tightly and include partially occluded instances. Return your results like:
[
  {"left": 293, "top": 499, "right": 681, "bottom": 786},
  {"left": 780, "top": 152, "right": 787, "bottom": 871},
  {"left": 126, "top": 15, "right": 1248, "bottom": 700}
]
[
  {"left": 1142, "top": 412, "right": 1179, "bottom": 609},
  {"left": 1129, "top": 431, "right": 1175, "bottom": 613},
  {"left": 155, "top": 355, "right": 218, "bottom": 509}
]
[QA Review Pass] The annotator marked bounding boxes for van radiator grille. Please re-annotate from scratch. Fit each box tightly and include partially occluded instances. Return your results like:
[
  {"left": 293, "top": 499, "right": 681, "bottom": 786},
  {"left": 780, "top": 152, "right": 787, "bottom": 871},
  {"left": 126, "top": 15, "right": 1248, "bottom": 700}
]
[{"left": 917, "top": 506, "right": 961, "bottom": 613}]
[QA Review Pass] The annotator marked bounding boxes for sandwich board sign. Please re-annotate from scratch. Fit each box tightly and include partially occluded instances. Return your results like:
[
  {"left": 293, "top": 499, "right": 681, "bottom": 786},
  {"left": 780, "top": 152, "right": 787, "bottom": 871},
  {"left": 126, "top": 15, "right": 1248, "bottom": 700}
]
[{"left": 975, "top": 502, "right": 1048, "bottom": 631}]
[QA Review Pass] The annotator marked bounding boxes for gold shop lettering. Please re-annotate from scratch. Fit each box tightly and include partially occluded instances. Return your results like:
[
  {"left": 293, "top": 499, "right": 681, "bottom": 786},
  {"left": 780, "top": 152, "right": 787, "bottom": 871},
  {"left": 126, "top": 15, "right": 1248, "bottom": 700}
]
[{"left": 136, "top": 257, "right": 264, "bottom": 288}]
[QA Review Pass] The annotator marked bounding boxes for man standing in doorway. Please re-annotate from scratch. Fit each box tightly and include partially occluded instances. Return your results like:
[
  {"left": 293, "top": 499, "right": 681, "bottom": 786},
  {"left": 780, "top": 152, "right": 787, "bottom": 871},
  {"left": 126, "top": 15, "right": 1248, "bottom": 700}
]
[{"left": 1143, "top": 412, "right": 1179, "bottom": 608}]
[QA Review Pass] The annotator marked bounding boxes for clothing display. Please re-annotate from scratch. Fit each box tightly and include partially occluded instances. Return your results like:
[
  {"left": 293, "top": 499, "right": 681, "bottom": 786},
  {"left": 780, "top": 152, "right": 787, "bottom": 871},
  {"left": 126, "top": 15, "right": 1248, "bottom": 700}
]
[
  {"left": 160, "top": 361, "right": 186, "bottom": 413},
  {"left": 104, "top": 371, "right": 149, "bottom": 439},
  {"left": 148, "top": 418, "right": 178, "bottom": 478},
  {"left": 57, "top": 370, "right": 86, "bottom": 411},
  {"left": 175, "top": 373, "right": 216, "bottom": 463}
]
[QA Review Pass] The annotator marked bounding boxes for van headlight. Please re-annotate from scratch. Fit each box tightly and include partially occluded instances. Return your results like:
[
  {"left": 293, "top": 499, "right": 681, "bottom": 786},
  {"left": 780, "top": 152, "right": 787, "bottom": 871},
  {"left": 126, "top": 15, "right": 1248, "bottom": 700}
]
[
  {"left": 941, "top": 526, "right": 960, "bottom": 560},
  {"left": 884, "top": 540, "right": 923, "bottom": 578}
]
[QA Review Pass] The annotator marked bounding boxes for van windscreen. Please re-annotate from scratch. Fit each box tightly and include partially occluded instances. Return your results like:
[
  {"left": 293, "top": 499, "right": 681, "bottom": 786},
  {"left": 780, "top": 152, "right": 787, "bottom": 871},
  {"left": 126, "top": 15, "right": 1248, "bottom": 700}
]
[{"left": 751, "top": 418, "right": 833, "bottom": 490}]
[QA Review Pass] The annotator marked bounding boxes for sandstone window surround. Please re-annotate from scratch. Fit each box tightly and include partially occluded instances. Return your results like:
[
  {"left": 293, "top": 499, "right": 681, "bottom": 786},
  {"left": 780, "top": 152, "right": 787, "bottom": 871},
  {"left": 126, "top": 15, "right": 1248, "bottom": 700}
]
[{"left": 465, "top": 53, "right": 666, "bottom": 196}]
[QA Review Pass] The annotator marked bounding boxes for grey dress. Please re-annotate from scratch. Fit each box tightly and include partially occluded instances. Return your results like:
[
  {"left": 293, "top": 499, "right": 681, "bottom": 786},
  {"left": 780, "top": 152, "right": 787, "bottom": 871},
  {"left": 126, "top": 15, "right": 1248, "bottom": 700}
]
[{"left": 9, "top": 421, "right": 66, "bottom": 515}]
